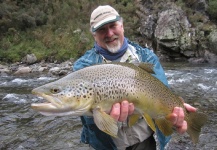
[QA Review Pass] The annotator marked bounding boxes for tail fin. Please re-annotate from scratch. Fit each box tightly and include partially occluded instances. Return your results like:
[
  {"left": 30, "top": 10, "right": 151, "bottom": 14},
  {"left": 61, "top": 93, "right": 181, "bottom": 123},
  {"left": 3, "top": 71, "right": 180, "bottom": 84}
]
[{"left": 186, "top": 111, "right": 208, "bottom": 144}]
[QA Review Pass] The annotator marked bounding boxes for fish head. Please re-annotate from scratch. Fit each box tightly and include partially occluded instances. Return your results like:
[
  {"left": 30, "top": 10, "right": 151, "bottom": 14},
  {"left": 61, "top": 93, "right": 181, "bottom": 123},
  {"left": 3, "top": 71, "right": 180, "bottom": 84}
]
[{"left": 31, "top": 79, "right": 95, "bottom": 116}]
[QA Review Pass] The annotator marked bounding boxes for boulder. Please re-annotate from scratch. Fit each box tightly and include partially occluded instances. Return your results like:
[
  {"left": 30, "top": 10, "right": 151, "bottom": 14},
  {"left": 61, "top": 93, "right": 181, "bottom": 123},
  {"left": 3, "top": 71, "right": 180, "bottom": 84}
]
[
  {"left": 22, "top": 54, "right": 37, "bottom": 64},
  {"left": 208, "top": 29, "right": 217, "bottom": 55},
  {"left": 14, "top": 66, "right": 32, "bottom": 75},
  {"left": 190, "top": 0, "right": 208, "bottom": 12},
  {"left": 137, "top": 0, "right": 217, "bottom": 64},
  {"left": 204, "top": 50, "right": 217, "bottom": 64},
  {"left": 155, "top": 8, "right": 191, "bottom": 56},
  {"left": 140, "top": 14, "right": 156, "bottom": 39},
  {"left": 49, "top": 67, "right": 61, "bottom": 75},
  {"left": 0, "top": 64, "right": 11, "bottom": 74},
  {"left": 188, "top": 58, "right": 207, "bottom": 64}
]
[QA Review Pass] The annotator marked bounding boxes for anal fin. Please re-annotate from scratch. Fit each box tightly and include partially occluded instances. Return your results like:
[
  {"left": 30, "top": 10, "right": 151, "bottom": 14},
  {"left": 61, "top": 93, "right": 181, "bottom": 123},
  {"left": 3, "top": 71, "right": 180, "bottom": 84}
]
[
  {"left": 143, "top": 113, "right": 156, "bottom": 132},
  {"left": 128, "top": 114, "right": 140, "bottom": 127},
  {"left": 155, "top": 117, "right": 173, "bottom": 136}
]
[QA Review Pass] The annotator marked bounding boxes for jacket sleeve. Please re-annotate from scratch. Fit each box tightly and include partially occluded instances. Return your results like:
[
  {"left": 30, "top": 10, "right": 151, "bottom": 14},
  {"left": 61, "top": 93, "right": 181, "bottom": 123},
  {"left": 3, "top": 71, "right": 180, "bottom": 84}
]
[
  {"left": 73, "top": 48, "right": 104, "bottom": 71},
  {"left": 148, "top": 53, "right": 169, "bottom": 87},
  {"left": 73, "top": 50, "right": 95, "bottom": 71}
]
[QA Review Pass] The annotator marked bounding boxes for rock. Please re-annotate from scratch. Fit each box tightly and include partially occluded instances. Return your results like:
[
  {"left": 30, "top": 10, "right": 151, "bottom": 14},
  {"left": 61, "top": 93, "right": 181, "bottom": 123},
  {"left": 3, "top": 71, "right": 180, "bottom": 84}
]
[
  {"left": 49, "top": 67, "right": 61, "bottom": 75},
  {"left": 14, "top": 66, "right": 32, "bottom": 75},
  {"left": 188, "top": 58, "right": 207, "bottom": 64},
  {"left": 8, "top": 62, "right": 20, "bottom": 72},
  {"left": 22, "top": 54, "right": 37, "bottom": 64},
  {"left": 73, "top": 28, "right": 81, "bottom": 34},
  {"left": 180, "top": 29, "right": 198, "bottom": 57},
  {"left": 47, "top": 60, "right": 73, "bottom": 76},
  {"left": 58, "top": 70, "right": 69, "bottom": 76},
  {"left": 38, "top": 67, "right": 47, "bottom": 72},
  {"left": 31, "top": 65, "right": 48, "bottom": 72},
  {"left": 139, "top": 14, "right": 156, "bottom": 39},
  {"left": 204, "top": 50, "right": 217, "bottom": 64},
  {"left": 59, "top": 61, "right": 72, "bottom": 70},
  {"left": 190, "top": 0, "right": 208, "bottom": 12},
  {"left": 208, "top": 29, "right": 217, "bottom": 55},
  {"left": 0, "top": 64, "right": 11, "bottom": 74},
  {"left": 136, "top": 0, "right": 217, "bottom": 64},
  {"left": 155, "top": 8, "right": 191, "bottom": 55},
  {"left": 0, "top": 68, "right": 11, "bottom": 74}
]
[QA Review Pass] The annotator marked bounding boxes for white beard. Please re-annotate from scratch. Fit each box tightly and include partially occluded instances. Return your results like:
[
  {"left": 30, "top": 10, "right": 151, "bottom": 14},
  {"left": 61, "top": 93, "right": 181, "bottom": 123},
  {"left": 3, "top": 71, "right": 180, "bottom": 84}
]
[{"left": 105, "top": 40, "right": 121, "bottom": 53}]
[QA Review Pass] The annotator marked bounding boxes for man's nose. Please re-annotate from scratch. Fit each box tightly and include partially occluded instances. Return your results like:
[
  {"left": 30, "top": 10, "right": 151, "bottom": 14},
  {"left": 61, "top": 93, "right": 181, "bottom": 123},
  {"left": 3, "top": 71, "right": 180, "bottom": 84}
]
[{"left": 106, "top": 28, "right": 114, "bottom": 37}]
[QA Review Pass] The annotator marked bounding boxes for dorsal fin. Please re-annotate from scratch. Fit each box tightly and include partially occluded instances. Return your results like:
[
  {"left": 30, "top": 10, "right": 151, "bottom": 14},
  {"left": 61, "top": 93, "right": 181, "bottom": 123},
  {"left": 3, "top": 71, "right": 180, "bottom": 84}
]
[
  {"left": 128, "top": 62, "right": 155, "bottom": 74},
  {"left": 137, "top": 63, "right": 155, "bottom": 74},
  {"left": 99, "top": 62, "right": 155, "bottom": 74}
]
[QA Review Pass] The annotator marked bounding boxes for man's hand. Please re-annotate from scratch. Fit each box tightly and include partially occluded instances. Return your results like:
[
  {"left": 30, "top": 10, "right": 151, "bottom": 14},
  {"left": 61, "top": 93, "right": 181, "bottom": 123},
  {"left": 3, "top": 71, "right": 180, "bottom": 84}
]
[
  {"left": 110, "top": 100, "right": 134, "bottom": 121},
  {"left": 168, "top": 103, "right": 197, "bottom": 134},
  {"left": 109, "top": 101, "right": 197, "bottom": 134}
]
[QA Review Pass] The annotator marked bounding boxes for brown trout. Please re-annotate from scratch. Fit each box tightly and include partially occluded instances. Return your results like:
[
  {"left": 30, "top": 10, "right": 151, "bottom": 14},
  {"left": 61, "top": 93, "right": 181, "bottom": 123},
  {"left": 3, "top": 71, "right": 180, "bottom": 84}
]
[{"left": 31, "top": 63, "right": 207, "bottom": 143}]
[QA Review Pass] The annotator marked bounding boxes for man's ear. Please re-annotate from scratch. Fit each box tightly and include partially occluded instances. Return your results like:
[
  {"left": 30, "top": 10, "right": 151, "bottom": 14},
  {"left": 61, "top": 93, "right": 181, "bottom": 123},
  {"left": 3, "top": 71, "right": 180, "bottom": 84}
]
[
  {"left": 92, "top": 33, "right": 96, "bottom": 41},
  {"left": 121, "top": 24, "right": 124, "bottom": 32}
]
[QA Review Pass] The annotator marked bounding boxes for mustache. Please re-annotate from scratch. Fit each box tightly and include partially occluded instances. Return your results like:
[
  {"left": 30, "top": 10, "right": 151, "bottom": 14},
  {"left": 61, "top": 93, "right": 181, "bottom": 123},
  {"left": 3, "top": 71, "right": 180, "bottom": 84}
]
[{"left": 104, "top": 35, "right": 119, "bottom": 42}]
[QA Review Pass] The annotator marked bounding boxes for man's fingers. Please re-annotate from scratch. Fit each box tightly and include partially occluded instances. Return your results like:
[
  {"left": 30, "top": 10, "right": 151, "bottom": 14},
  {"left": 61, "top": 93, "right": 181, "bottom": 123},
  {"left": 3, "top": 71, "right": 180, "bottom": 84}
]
[
  {"left": 184, "top": 103, "right": 197, "bottom": 112},
  {"left": 176, "top": 120, "right": 187, "bottom": 134},
  {"left": 173, "top": 107, "right": 185, "bottom": 128},
  {"left": 110, "top": 103, "right": 120, "bottom": 121},
  {"left": 167, "top": 107, "right": 188, "bottom": 134},
  {"left": 110, "top": 101, "right": 135, "bottom": 122},
  {"left": 109, "top": 101, "right": 130, "bottom": 122},
  {"left": 119, "top": 101, "right": 129, "bottom": 122},
  {"left": 128, "top": 103, "right": 134, "bottom": 115},
  {"left": 168, "top": 107, "right": 185, "bottom": 129}
]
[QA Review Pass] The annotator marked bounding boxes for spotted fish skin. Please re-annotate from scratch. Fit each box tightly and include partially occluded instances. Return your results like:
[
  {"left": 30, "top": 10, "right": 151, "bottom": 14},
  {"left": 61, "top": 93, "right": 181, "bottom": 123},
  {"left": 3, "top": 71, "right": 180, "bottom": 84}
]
[{"left": 31, "top": 63, "right": 207, "bottom": 143}]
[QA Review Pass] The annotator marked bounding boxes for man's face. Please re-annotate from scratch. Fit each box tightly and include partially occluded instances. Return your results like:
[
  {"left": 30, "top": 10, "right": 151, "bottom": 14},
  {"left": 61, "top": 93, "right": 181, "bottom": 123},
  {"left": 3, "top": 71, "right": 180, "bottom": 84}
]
[{"left": 93, "top": 21, "right": 124, "bottom": 53}]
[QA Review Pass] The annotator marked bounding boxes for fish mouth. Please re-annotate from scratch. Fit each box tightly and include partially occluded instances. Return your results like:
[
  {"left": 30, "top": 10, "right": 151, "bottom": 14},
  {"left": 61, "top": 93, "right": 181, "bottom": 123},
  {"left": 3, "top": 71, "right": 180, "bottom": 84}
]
[
  {"left": 31, "top": 92, "right": 89, "bottom": 116},
  {"left": 31, "top": 92, "right": 71, "bottom": 116},
  {"left": 31, "top": 102, "right": 82, "bottom": 116},
  {"left": 33, "top": 92, "right": 63, "bottom": 108}
]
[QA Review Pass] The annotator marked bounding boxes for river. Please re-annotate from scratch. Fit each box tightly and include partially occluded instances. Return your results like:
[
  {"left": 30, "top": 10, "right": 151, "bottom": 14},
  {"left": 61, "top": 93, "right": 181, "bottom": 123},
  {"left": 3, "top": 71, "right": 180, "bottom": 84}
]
[{"left": 0, "top": 62, "right": 216, "bottom": 150}]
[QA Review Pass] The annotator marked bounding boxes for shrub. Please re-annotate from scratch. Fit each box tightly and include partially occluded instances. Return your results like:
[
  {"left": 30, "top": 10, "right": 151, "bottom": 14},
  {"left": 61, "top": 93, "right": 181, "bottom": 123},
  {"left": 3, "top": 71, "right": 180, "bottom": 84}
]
[
  {"left": 0, "top": 0, "right": 138, "bottom": 63},
  {"left": 207, "top": 0, "right": 217, "bottom": 21}
]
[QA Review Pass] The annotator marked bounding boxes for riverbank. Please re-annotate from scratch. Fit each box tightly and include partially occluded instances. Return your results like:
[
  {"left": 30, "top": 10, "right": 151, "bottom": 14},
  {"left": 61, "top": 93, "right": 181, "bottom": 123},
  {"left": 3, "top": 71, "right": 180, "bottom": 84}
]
[
  {"left": 0, "top": 59, "right": 74, "bottom": 77},
  {"left": 0, "top": 58, "right": 214, "bottom": 78}
]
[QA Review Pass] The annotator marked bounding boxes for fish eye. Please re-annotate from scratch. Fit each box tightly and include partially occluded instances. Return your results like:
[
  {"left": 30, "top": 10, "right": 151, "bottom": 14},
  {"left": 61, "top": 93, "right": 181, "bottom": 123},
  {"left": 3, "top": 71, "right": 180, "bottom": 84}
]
[{"left": 51, "top": 88, "right": 60, "bottom": 93}]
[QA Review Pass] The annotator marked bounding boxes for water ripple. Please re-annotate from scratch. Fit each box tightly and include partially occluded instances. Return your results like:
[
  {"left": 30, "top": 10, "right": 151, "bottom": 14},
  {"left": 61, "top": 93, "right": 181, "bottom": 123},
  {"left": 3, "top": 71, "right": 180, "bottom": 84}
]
[{"left": 0, "top": 65, "right": 216, "bottom": 150}]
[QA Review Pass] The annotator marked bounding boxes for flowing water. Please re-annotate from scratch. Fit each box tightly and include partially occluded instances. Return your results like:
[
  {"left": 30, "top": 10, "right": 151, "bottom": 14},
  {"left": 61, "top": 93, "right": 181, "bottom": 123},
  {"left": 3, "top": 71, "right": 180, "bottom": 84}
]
[{"left": 0, "top": 63, "right": 216, "bottom": 150}]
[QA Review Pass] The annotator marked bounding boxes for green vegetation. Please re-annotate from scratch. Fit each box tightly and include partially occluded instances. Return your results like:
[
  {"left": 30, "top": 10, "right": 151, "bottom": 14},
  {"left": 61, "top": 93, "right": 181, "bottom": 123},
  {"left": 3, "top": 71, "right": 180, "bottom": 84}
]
[
  {"left": 1, "top": 0, "right": 216, "bottom": 63},
  {"left": 175, "top": 0, "right": 216, "bottom": 31},
  {"left": 0, "top": 0, "right": 139, "bottom": 63},
  {"left": 207, "top": 0, "right": 217, "bottom": 21}
]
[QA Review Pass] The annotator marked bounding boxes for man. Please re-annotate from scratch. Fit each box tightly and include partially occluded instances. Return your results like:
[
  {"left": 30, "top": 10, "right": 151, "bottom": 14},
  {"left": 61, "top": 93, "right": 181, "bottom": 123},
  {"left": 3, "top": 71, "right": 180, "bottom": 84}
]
[{"left": 73, "top": 5, "right": 196, "bottom": 150}]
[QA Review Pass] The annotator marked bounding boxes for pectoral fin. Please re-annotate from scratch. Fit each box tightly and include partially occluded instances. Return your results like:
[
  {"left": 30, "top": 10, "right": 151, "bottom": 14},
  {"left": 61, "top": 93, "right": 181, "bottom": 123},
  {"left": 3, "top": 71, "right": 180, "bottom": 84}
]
[
  {"left": 143, "top": 113, "right": 156, "bottom": 132},
  {"left": 93, "top": 107, "right": 118, "bottom": 137},
  {"left": 155, "top": 117, "right": 173, "bottom": 136}
]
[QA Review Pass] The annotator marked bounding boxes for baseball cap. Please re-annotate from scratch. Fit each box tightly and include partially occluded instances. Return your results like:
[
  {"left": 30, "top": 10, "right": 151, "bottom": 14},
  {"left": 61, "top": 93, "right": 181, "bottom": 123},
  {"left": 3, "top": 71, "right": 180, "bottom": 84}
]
[{"left": 90, "top": 5, "right": 120, "bottom": 32}]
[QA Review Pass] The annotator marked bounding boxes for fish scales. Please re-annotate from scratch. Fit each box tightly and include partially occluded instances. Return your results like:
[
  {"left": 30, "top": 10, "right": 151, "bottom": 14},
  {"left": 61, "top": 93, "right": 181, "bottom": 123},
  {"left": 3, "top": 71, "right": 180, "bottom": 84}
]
[{"left": 31, "top": 62, "right": 207, "bottom": 144}]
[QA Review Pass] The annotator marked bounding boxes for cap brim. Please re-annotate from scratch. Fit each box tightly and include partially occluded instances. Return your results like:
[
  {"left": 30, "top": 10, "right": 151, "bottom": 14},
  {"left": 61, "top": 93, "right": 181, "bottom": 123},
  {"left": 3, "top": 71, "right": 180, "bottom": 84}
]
[{"left": 92, "top": 16, "right": 120, "bottom": 32}]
